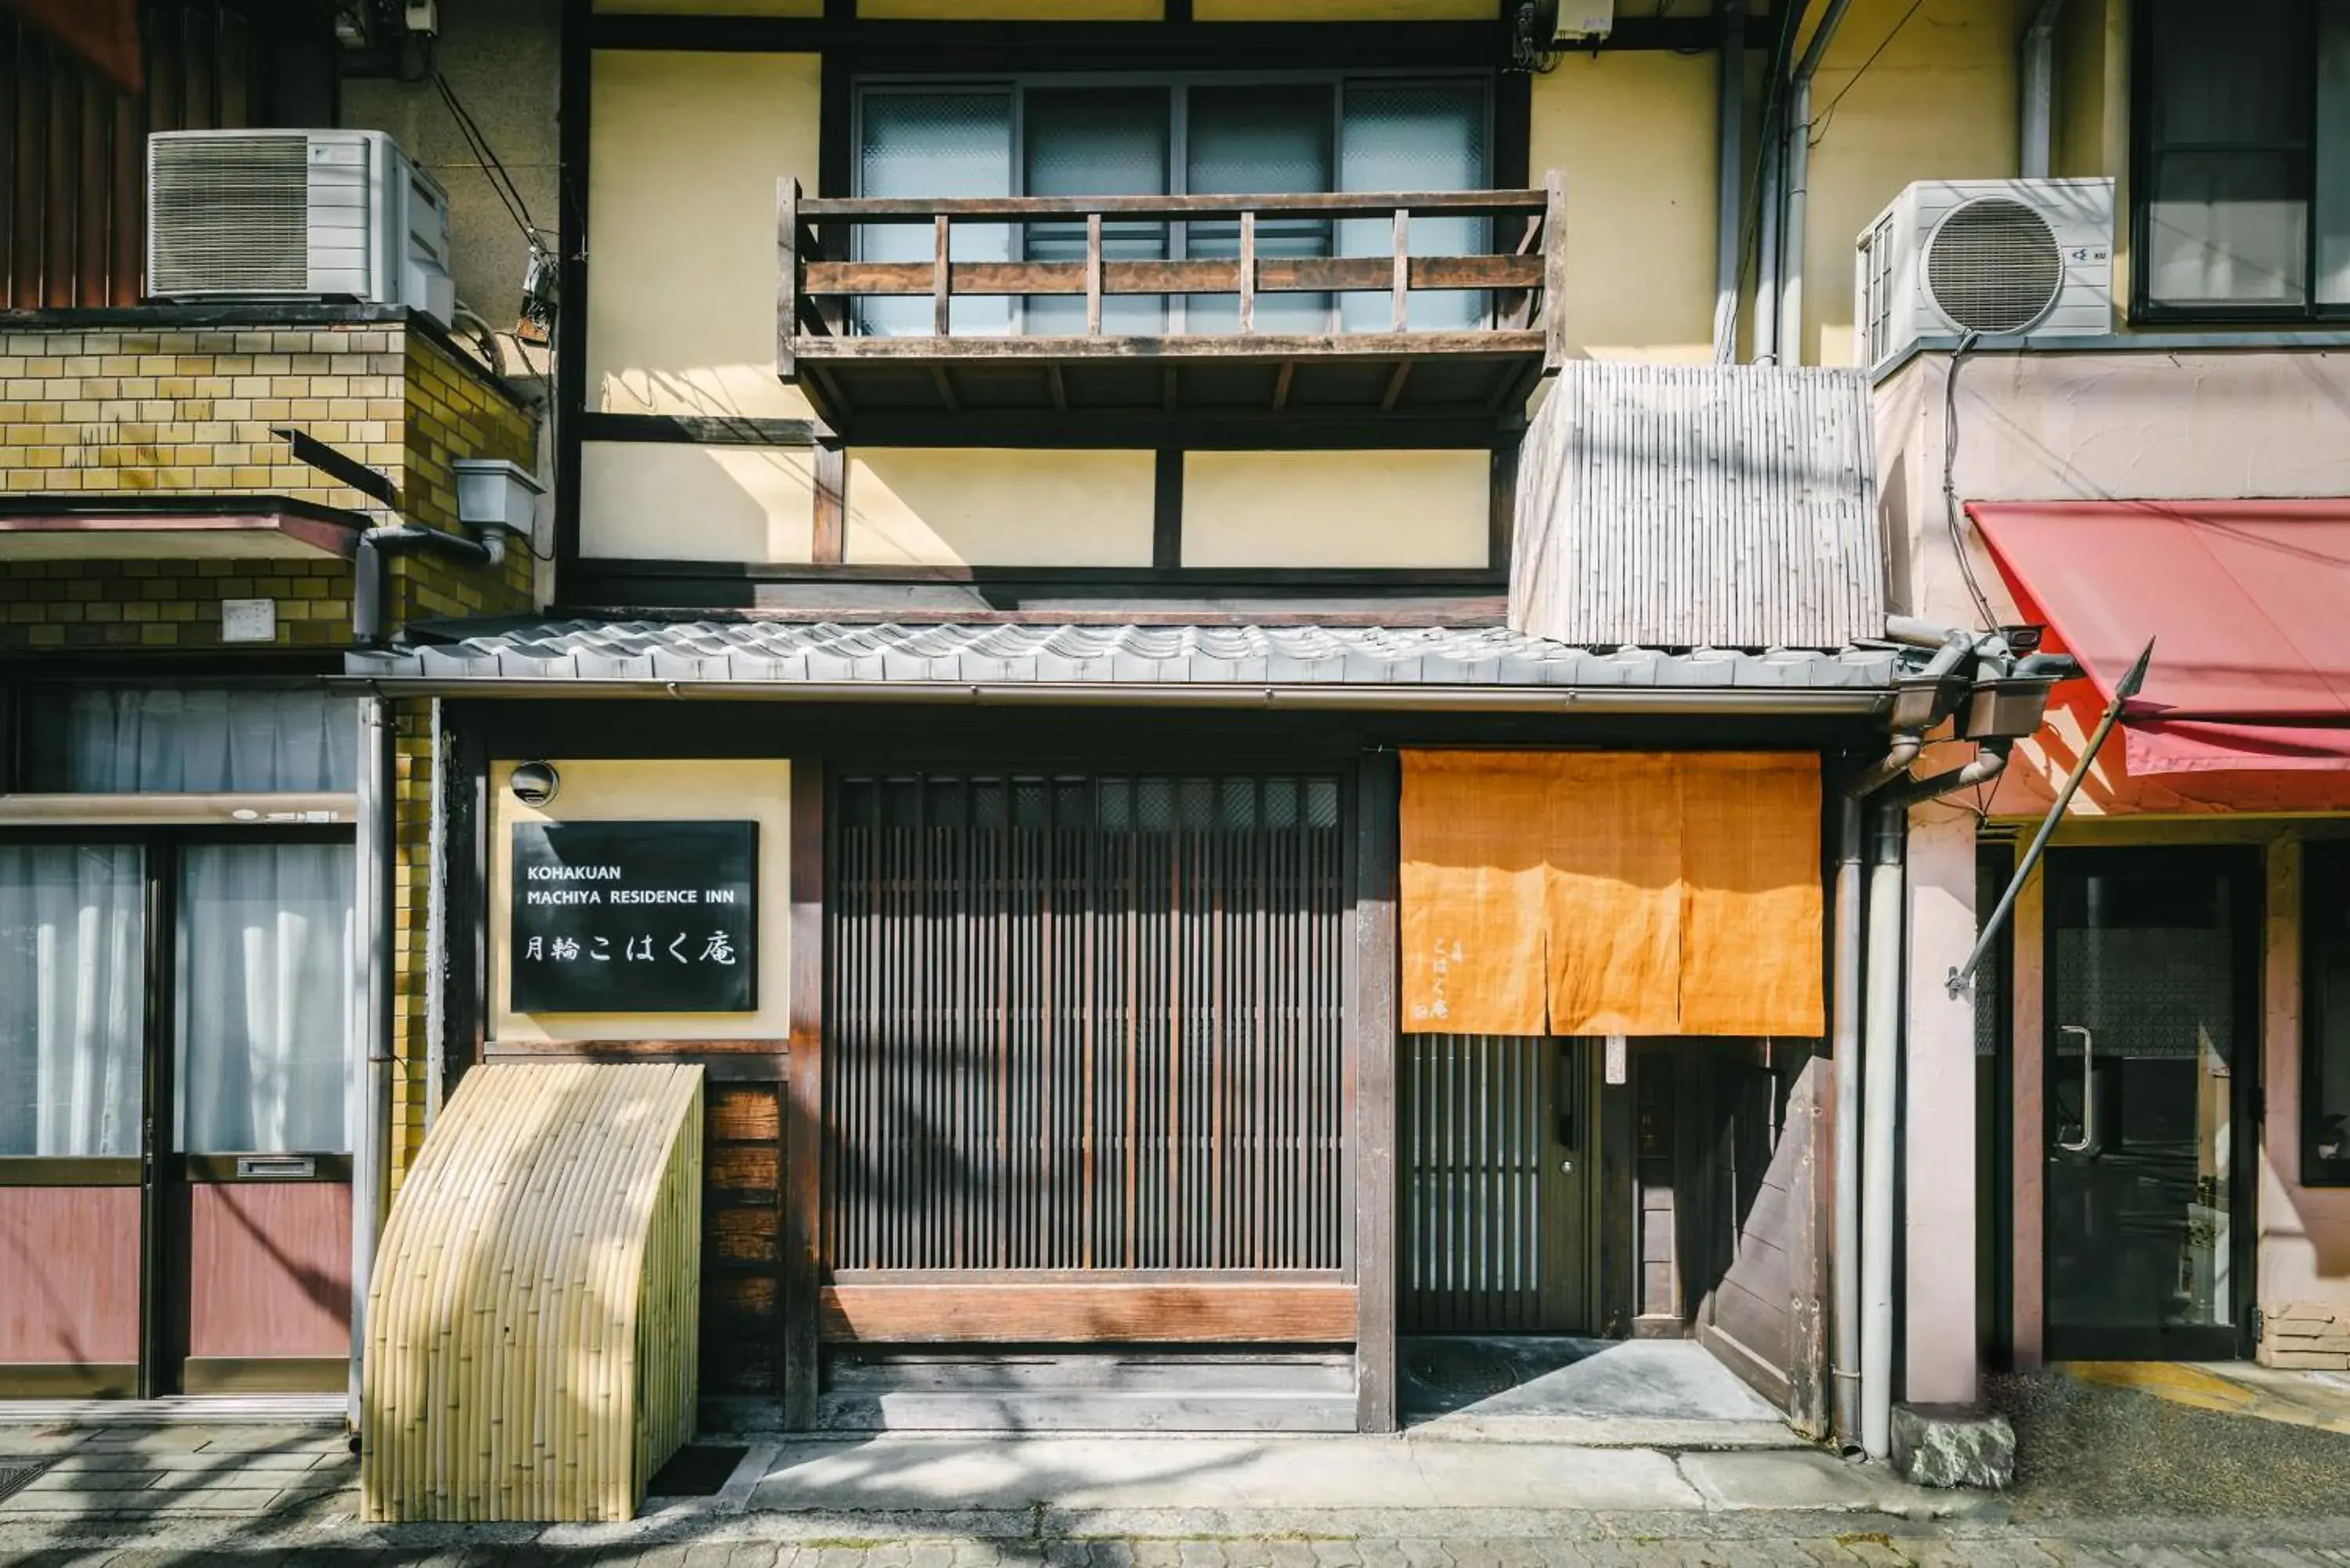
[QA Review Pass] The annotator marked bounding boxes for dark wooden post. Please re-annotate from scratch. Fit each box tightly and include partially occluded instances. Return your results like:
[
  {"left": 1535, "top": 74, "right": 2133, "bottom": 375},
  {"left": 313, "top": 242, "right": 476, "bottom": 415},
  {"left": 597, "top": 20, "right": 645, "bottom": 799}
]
[
  {"left": 1541, "top": 169, "right": 1569, "bottom": 374},
  {"left": 1353, "top": 750, "right": 1400, "bottom": 1433},
  {"left": 932, "top": 214, "right": 953, "bottom": 337},
  {"left": 776, "top": 178, "right": 800, "bottom": 381},
  {"left": 782, "top": 756, "right": 826, "bottom": 1429}
]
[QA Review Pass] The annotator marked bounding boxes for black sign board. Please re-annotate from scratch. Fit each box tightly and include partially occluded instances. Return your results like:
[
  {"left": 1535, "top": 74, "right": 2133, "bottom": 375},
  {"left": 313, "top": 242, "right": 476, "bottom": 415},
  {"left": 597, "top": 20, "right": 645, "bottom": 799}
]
[{"left": 509, "top": 820, "right": 757, "bottom": 1013}]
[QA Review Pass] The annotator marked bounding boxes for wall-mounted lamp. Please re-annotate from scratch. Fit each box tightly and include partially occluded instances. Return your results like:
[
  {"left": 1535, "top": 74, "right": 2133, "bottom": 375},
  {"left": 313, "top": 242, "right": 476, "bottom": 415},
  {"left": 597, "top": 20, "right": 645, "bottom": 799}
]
[
  {"left": 510, "top": 761, "right": 561, "bottom": 807},
  {"left": 454, "top": 459, "right": 544, "bottom": 565}
]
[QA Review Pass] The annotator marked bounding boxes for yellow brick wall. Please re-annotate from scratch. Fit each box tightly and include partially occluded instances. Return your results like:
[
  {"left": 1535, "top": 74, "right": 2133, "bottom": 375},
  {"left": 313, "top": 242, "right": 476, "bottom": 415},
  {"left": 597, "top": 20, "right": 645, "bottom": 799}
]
[
  {"left": 0, "top": 318, "right": 537, "bottom": 649},
  {"left": 391, "top": 697, "right": 436, "bottom": 1191}
]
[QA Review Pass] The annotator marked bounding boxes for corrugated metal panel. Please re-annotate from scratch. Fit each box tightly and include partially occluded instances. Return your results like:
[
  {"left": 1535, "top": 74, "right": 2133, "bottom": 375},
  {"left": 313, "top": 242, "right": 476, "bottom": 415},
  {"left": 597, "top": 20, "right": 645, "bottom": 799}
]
[
  {"left": 1509, "top": 362, "right": 1883, "bottom": 650},
  {"left": 349, "top": 620, "right": 1900, "bottom": 689},
  {"left": 360, "top": 1062, "right": 703, "bottom": 1523}
]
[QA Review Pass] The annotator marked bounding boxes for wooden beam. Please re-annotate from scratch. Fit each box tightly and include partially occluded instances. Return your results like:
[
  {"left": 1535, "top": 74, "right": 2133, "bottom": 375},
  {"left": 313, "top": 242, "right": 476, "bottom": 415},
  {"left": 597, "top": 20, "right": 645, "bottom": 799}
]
[
  {"left": 801, "top": 190, "right": 1547, "bottom": 221},
  {"left": 782, "top": 758, "right": 826, "bottom": 1429},
  {"left": 1085, "top": 213, "right": 1103, "bottom": 334},
  {"left": 794, "top": 331, "right": 1546, "bottom": 364},
  {"left": 818, "top": 1282, "right": 1359, "bottom": 1343},
  {"left": 931, "top": 214, "right": 952, "bottom": 336},
  {"left": 1352, "top": 751, "right": 1401, "bottom": 1433},
  {"left": 1390, "top": 208, "right": 1411, "bottom": 332},
  {"left": 776, "top": 178, "right": 799, "bottom": 382},
  {"left": 1153, "top": 449, "right": 1182, "bottom": 570},
  {"left": 812, "top": 442, "right": 846, "bottom": 565},
  {"left": 1541, "top": 169, "right": 1570, "bottom": 375},
  {"left": 1238, "top": 211, "right": 1256, "bottom": 334},
  {"left": 801, "top": 255, "right": 1542, "bottom": 300}
]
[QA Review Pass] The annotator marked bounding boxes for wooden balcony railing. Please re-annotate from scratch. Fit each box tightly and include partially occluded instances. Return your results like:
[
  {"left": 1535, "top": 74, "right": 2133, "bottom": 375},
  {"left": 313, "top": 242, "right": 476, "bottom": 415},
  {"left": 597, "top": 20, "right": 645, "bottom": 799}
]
[{"left": 775, "top": 176, "right": 1565, "bottom": 441}]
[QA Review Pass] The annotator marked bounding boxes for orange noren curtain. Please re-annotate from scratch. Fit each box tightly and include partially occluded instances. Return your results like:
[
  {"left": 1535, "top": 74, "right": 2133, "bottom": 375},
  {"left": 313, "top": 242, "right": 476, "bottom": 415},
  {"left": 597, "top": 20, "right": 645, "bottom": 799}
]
[
  {"left": 1400, "top": 751, "right": 1551, "bottom": 1035},
  {"left": 1400, "top": 750, "right": 1824, "bottom": 1038}
]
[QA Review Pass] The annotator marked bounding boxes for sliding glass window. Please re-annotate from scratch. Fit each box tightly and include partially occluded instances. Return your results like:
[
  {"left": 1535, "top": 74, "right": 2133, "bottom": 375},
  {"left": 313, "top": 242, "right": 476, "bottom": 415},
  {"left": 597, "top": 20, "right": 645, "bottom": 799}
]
[
  {"left": 853, "top": 73, "right": 1491, "bottom": 337},
  {"left": 2137, "top": 0, "right": 2350, "bottom": 318}
]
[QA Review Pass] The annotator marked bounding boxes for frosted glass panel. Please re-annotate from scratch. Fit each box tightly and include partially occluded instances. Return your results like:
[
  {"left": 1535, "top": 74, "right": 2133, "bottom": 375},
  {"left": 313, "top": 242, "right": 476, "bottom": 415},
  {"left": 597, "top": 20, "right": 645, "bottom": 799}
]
[
  {"left": 1186, "top": 85, "right": 1334, "bottom": 334},
  {"left": 1340, "top": 82, "right": 1487, "bottom": 332},
  {"left": 1025, "top": 89, "right": 1171, "bottom": 335},
  {"left": 858, "top": 90, "right": 1014, "bottom": 336},
  {"left": 0, "top": 845, "right": 143, "bottom": 1158},
  {"left": 176, "top": 843, "right": 357, "bottom": 1154},
  {"left": 25, "top": 688, "right": 357, "bottom": 793}
]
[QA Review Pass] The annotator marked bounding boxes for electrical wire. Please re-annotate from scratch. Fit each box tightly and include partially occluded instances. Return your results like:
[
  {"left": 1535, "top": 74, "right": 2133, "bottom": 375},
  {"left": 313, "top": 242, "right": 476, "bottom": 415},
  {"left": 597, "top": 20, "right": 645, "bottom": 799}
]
[
  {"left": 432, "top": 68, "right": 544, "bottom": 253},
  {"left": 1809, "top": 0, "right": 1925, "bottom": 146},
  {"left": 1943, "top": 329, "right": 2002, "bottom": 630}
]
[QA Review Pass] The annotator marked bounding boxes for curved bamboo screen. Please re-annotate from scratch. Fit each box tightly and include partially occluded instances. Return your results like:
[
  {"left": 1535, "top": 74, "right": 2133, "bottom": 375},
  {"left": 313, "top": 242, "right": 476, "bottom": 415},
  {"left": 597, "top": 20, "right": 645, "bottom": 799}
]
[{"left": 361, "top": 1061, "right": 704, "bottom": 1523}]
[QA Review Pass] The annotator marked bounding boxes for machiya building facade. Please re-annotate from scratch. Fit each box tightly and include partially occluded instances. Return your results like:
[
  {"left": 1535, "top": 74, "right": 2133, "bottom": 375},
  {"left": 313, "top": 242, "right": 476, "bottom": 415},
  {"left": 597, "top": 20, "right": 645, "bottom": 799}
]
[{"left": 2, "top": 0, "right": 2348, "bottom": 1477}]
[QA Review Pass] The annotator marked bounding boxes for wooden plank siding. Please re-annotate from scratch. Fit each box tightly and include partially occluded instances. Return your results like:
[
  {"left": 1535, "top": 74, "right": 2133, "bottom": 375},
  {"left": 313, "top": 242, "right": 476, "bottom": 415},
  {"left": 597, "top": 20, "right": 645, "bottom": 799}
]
[
  {"left": 704, "top": 1082, "right": 786, "bottom": 1399},
  {"left": 2, "top": 2, "right": 306, "bottom": 310},
  {"left": 822, "top": 768, "right": 1352, "bottom": 1340},
  {"left": 819, "top": 1282, "right": 1355, "bottom": 1344}
]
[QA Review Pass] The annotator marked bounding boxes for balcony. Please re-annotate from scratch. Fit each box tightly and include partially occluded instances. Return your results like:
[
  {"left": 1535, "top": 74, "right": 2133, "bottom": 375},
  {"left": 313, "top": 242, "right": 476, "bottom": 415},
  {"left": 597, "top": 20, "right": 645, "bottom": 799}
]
[{"left": 776, "top": 180, "right": 1564, "bottom": 444}]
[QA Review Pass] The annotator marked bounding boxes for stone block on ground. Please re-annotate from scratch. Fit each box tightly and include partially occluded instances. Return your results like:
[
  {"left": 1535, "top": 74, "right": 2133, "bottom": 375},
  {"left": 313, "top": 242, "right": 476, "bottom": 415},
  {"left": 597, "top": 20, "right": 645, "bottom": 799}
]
[{"left": 1889, "top": 1402, "right": 2013, "bottom": 1490}]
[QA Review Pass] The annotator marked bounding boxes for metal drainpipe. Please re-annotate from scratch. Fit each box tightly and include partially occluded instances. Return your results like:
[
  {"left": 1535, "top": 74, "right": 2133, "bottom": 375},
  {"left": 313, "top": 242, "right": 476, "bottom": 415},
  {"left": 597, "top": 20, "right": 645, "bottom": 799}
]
[
  {"left": 1755, "top": 98, "right": 1783, "bottom": 365},
  {"left": 1828, "top": 790, "right": 1867, "bottom": 1444},
  {"left": 1855, "top": 737, "right": 2013, "bottom": 1459},
  {"left": 349, "top": 692, "right": 394, "bottom": 1434},
  {"left": 1714, "top": 0, "right": 1747, "bottom": 363},
  {"left": 1777, "top": 0, "right": 1854, "bottom": 367},
  {"left": 1859, "top": 789, "right": 1905, "bottom": 1460},
  {"left": 2019, "top": 0, "right": 2064, "bottom": 180},
  {"left": 354, "top": 526, "right": 496, "bottom": 649}
]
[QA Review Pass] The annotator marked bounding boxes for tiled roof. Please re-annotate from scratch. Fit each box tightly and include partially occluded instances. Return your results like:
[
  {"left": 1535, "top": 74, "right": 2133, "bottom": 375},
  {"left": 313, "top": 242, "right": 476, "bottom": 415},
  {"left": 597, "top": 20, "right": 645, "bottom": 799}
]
[{"left": 349, "top": 620, "right": 1900, "bottom": 690}]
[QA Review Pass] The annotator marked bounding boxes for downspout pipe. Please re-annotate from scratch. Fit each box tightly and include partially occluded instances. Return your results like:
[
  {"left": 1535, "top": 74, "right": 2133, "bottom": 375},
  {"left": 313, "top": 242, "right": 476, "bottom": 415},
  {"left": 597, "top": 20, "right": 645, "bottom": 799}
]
[
  {"left": 354, "top": 525, "right": 495, "bottom": 649},
  {"left": 349, "top": 693, "right": 393, "bottom": 1434},
  {"left": 2019, "top": 0, "right": 2064, "bottom": 180},
  {"left": 1777, "top": 0, "right": 1855, "bottom": 367},
  {"left": 1855, "top": 735, "right": 2013, "bottom": 1460},
  {"left": 1713, "top": 0, "right": 1747, "bottom": 363}
]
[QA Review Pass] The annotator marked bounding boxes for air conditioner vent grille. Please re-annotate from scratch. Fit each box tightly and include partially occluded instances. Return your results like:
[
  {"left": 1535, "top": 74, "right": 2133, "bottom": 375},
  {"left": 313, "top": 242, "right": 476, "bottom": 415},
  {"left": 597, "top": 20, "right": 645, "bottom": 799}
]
[
  {"left": 1924, "top": 197, "right": 2063, "bottom": 334},
  {"left": 149, "top": 135, "right": 309, "bottom": 294}
]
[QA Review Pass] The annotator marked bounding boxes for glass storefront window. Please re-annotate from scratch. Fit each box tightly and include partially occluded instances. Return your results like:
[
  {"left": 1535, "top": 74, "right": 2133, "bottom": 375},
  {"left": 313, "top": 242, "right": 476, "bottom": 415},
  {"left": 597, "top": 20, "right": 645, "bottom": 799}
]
[
  {"left": 0, "top": 844, "right": 145, "bottom": 1158},
  {"left": 175, "top": 842, "right": 357, "bottom": 1154}
]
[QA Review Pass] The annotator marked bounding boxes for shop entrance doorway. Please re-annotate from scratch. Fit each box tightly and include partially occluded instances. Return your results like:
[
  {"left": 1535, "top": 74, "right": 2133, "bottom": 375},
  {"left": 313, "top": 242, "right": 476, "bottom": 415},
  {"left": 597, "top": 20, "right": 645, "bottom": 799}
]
[
  {"left": 1398, "top": 1035, "right": 1595, "bottom": 1333},
  {"left": 2042, "top": 846, "right": 2260, "bottom": 1362}
]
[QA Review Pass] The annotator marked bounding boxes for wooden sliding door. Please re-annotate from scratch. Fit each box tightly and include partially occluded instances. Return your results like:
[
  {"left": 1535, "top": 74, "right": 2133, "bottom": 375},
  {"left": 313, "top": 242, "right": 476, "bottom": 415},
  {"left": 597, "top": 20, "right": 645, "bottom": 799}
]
[{"left": 822, "top": 768, "right": 1354, "bottom": 1342}]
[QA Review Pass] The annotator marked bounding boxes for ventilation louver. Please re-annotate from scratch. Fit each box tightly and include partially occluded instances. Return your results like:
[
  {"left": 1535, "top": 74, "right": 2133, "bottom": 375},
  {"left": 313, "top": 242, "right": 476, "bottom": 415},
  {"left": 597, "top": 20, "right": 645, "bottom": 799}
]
[{"left": 1925, "top": 197, "right": 2064, "bottom": 334}]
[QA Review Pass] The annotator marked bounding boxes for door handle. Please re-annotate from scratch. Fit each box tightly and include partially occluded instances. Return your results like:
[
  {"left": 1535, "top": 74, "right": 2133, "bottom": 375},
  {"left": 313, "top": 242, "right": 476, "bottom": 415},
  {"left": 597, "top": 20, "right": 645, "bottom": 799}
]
[{"left": 2057, "top": 1024, "right": 2096, "bottom": 1154}]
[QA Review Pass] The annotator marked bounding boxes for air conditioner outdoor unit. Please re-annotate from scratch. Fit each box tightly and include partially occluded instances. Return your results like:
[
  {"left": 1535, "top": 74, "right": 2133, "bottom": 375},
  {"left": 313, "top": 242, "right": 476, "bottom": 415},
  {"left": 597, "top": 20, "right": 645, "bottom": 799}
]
[
  {"left": 1854, "top": 177, "right": 2113, "bottom": 376},
  {"left": 146, "top": 128, "right": 455, "bottom": 328}
]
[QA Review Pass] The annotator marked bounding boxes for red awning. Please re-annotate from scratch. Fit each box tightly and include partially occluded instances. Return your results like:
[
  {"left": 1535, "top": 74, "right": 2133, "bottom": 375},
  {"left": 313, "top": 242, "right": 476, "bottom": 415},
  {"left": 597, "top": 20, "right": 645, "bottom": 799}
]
[{"left": 1970, "top": 500, "right": 2350, "bottom": 774}]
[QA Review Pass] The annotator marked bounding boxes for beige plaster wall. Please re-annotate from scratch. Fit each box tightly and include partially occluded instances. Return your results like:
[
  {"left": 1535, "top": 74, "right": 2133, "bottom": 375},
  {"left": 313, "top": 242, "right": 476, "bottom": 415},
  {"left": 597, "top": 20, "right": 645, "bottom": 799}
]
[
  {"left": 1180, "top": 449, "right": 1486, "bottom": 568},
  {"left": 586, "top": 50, "right": 819, "bottom": 421},
  {"left": 844, "top": 450, "right": 1156, "bottom": 566},
  {"left": 490, "top": 758, "right": 794, "bottom": 1042},
  {"left": 1799, "top": 0, "right": 2026, "bottom": 367},
  {"left": 580, "top": 441, "right": 817, "bottom": 562},
  {"left": 2259, "top": 836, "right": 2350, "bottom": 1337},
  {"left": 1529, "top": 49, "right": 1718, "bottom": 364}
]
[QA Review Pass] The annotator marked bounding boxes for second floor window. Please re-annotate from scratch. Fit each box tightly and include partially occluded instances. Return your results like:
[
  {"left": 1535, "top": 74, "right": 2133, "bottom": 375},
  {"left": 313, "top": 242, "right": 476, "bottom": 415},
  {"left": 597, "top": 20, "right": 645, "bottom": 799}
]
[
  {"left": 855, "top": 74, "right": 1491, "bottom": 338},
  {"left": 2137, "top": 0, "right": 2350, "bottom": 319}
]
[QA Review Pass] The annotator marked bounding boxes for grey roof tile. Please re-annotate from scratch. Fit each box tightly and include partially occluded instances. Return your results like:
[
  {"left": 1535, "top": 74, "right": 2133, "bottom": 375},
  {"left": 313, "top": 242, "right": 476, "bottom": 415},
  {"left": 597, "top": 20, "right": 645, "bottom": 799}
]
[{"left": 347, "top": 619, "right": 1903, "bottom": 692}]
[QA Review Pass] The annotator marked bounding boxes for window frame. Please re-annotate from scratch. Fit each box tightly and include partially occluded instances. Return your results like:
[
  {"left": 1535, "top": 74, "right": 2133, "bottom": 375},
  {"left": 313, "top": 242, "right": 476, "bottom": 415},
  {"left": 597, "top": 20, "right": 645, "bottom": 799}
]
[
  {"left": 850, "top": 67, "right": 1497, "bottom": 338},
  {"left": 2301, "top": 839, "right": 2350, "bottom": 1187},
  {"left": 2131, "top": 0, "right": 2350, "bottom": 325}
]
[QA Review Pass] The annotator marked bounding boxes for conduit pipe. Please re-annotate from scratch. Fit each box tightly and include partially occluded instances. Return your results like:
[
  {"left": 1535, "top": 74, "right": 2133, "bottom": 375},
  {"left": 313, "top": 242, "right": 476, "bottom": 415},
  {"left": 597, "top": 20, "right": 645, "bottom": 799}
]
[
  {"left": 1713, "top": 0, "right": 1747, "bottom": 363},
  {"left": 349, "top": 692, "right": 394, "bottom": 1433},
  {"left": 2019, "top": 0, "right": 2065, "bottom": 180},
  {"left": 354, "top": 525, "right": 494, "bottom": 648},
  {"left": 1777, "top": 0, "right": 1855, "bottom": 367}
]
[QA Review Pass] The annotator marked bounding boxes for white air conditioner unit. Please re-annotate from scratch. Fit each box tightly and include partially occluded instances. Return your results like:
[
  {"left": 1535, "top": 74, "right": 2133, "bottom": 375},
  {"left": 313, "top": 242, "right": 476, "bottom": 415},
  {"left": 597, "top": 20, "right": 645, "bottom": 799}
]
[
  {"left": 1854, "top": 177, "right": 2113, "bottom": 375},
  {"left": 146, "top": 128, "right": 455, "bottom": 328}
]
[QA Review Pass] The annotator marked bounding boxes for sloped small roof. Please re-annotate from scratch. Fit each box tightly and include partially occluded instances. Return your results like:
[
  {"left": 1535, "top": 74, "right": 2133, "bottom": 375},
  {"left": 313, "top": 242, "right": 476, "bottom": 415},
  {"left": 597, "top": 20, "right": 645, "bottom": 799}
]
[{"left": 346, "top": 619, "right": 1898, "bottom": 702}]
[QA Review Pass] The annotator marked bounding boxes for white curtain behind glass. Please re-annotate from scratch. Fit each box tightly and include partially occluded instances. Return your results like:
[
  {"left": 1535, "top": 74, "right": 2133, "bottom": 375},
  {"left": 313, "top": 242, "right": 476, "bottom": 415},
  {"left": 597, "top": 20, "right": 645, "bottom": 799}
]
[
  {"left": 29, "top": 688, "right": 358, "bottom": 793},
  {"left": 0, "top": 846, "right": 144, "bottom": 1157},
  {"left": 175, "top": 843, "right": 356, "bottom": 1154}
]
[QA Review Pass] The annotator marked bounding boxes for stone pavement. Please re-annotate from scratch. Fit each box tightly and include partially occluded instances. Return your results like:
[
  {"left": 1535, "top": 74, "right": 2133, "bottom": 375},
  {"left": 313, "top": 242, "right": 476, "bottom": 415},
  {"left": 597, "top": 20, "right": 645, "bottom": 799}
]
[
  {"left": 6, "top": 1426, "right": 2350, "bottom": 1566},
  {"left": 2059, "top": 1360, "right": 2350, "bottom": 1437}
]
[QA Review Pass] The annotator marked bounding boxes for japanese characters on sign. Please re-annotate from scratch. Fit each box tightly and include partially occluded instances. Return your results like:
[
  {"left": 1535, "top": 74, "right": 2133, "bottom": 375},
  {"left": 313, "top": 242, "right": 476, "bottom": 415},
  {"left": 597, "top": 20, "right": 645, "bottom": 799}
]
[{"left": 509, "top": 820, "right": 757, "bottom": 1013}]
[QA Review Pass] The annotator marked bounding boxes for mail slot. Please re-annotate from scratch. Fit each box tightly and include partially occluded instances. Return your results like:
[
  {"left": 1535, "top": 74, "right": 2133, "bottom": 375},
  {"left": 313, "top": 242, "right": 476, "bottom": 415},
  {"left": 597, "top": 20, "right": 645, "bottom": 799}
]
[{"left": 235, "top": 1154, "right": 317, "bottom": 1180}]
